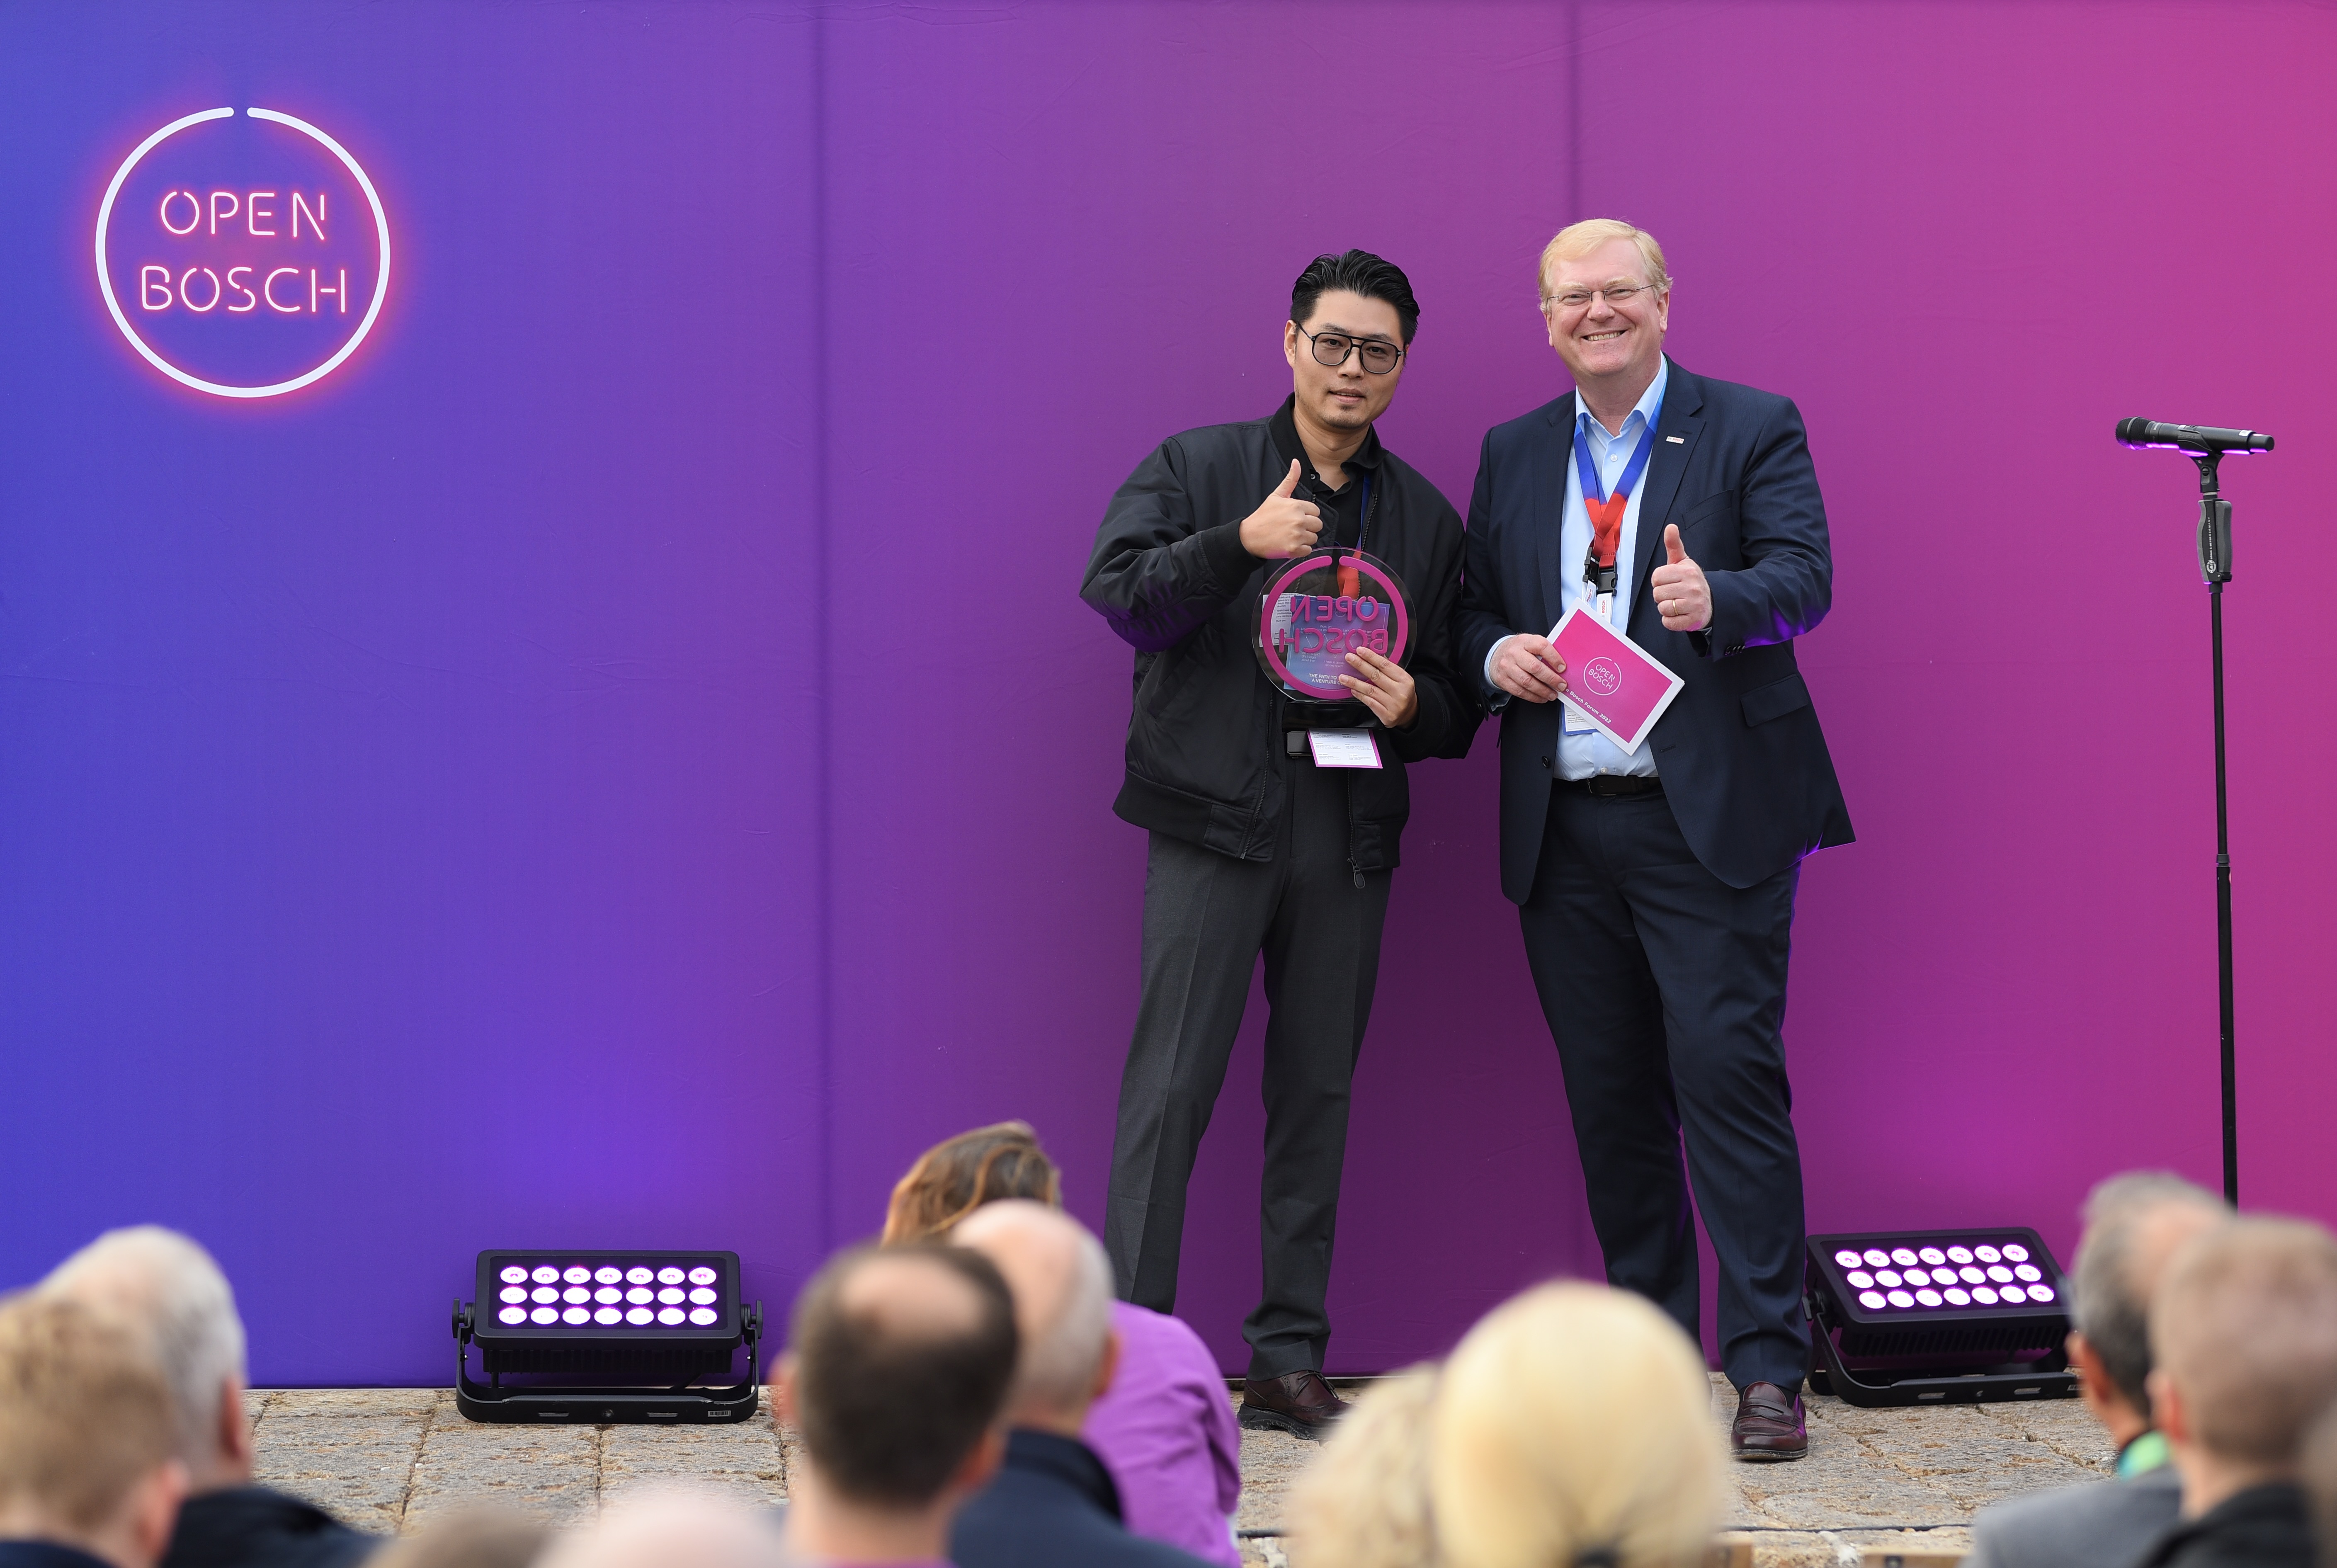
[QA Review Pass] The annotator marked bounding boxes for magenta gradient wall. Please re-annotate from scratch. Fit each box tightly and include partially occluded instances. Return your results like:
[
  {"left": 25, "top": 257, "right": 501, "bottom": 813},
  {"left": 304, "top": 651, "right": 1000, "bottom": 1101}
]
[{"left": 3, "top": 2, "right": 2332, "bottom": 1384}]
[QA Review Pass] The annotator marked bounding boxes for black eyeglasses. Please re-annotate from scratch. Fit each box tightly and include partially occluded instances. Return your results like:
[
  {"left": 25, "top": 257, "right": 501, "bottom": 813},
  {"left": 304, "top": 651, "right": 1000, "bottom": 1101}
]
[{"left": 1298, "top": 325, "right": 1405, "bottom": 375}]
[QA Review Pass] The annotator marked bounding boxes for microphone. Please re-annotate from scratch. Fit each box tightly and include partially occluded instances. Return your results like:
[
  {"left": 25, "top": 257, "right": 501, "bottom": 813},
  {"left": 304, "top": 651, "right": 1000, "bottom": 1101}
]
[{"left": 2116, "top": 418, "right": 2274, "bottom": 454}]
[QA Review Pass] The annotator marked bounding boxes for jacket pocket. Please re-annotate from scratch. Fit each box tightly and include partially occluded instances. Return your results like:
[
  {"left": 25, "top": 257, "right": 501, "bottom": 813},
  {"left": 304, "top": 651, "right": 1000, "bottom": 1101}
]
[{"left": 1740, "top": 671, "right": 1812, "bottom": 726}]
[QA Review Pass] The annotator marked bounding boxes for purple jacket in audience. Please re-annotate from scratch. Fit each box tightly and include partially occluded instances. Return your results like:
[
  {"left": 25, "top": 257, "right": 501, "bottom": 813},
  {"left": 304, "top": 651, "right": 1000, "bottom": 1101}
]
[{"left": 1082, "top": 1302, "right": 1242, "bottom": 1568}]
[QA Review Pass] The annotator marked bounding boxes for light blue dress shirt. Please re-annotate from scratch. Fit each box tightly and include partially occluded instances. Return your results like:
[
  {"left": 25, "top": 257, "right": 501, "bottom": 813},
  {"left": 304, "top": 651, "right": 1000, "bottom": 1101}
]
[{"left": 1486, "top": 357, "right": 1670, "bottom": 779}]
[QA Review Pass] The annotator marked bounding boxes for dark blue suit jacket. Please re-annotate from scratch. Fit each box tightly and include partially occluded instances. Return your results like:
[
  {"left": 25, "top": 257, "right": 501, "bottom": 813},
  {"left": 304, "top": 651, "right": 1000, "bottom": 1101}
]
[{"left": 1458, "top": 359, "right": 1853, "bottom": 896}]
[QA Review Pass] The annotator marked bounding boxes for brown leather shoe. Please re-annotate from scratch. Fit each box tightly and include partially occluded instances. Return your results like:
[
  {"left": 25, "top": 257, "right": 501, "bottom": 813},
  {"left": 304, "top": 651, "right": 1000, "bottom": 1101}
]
[
  {"left": 1731, "top": 1381, "right": 1808, "bottom": 1461},
  {"left": 1240, "top": 1370, "right": 1349, "bottom": 1439}
]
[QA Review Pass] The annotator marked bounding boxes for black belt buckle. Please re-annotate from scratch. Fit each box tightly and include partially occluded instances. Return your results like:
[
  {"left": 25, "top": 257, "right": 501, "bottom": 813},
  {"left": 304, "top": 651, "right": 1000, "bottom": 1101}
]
[{"left": 1572, "top": 774, "right": 1662, "bottom": 799}]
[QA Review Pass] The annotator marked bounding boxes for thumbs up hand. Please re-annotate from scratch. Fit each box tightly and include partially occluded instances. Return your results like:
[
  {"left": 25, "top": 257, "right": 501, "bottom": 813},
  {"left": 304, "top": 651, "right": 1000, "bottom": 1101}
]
[
  {"left": 1239, "top": 460, "right": 1325, "bottom": 559},
  {"left": 1650, "top": 523, "right": 1711, "bottom": 632}
]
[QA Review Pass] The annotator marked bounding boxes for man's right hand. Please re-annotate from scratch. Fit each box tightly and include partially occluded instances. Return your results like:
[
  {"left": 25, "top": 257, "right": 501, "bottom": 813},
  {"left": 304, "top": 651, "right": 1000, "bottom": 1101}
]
[
  {"left": 1239, "top": 460, "right": 1323, "bottom": 559},
  {"left": 1490, "top": 634, "right": 1568, "bottom": 703}
]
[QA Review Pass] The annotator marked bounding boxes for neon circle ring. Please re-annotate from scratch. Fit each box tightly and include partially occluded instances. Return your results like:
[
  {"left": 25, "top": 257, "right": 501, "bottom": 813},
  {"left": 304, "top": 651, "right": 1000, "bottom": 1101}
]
[
  {"left": 1254, "top": 548, "right": 1413, "bottom": 702},
  {"left": 93, "top": 106, "right": 391, "bottom": 399}
]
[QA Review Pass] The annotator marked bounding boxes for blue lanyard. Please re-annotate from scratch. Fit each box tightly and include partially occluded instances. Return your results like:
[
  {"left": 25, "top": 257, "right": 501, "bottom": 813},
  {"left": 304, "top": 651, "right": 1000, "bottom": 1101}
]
[{"left": 1571, "top": 405, "right": 1661, "bottom": 515}]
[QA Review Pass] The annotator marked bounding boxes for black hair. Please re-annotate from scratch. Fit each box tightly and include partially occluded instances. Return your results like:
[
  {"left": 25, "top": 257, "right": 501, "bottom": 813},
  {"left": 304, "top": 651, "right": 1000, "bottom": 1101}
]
[
  {"left": 1291, "top": 249, "right": 1420, "bottom": 344},
  {"left": 789, "top": 1242, "right": 1018, "bottom": 1507}
]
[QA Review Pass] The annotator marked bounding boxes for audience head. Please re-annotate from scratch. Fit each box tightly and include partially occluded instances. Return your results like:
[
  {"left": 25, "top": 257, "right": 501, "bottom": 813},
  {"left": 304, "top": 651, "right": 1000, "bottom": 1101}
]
[
  {"left": 883, "top": 1121, "right": 1062, "bottom": 1244},
  {"left": 0, "top": 1294, "right": 189, "bottom": 1568},
  {"left": 369, "top": 1508, "right": 550, "bottom": 1568},
  {"left": 39, "top": 1225, "right": 252, "bottom": 1489},
  {"left": 1285, "top": 1367, "right": 1439, "bottom": 1568},
  {"left": 2149, "top": 1217, "right": 2337, "bottom": 1484},
  {"left": 949, "top": 1200, "right": 1118, "bottom": 1433},
  {"left": 2303, "top": 1400, "right": 2337, "bottom": 1566},
  {"left": 1431, "top": 1282, "right": 1725, "bottom": 1568},
  {"left": 2068, "top": 1172, "right": 2228, "bottom": 1438},
  {"left": 779, "top": 1242, "right": 1018, "bottom": 1513},
  {"left": 536, "top": 1495, "right": 779, "bottom": 1568}
]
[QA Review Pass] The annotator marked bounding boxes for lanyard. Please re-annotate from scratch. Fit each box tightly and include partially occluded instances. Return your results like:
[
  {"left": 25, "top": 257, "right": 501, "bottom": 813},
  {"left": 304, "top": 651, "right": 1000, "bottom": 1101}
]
[{"left": 1572, "top": 403, "right": 1660, "bottom": 617}]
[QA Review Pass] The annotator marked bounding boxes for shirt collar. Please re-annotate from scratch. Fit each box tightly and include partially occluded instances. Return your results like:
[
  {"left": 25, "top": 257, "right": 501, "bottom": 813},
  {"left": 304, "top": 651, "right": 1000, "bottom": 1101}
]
[
  {"left": 1575, "top": 355, "right": 1670, "bottom": 444},
  {"left": 1269, "top": 394, "right": 1384, "bottom": 486}
]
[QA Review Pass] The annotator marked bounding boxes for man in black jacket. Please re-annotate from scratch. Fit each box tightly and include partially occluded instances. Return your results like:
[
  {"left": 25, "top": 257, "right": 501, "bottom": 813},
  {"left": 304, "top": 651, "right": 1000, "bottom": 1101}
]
[
  {"left": 39, "top": 1230, "right": 375, "bottom": 1568},
  {"left": 1081, "top": 250, "right": 1472, "bottom": 1437}
]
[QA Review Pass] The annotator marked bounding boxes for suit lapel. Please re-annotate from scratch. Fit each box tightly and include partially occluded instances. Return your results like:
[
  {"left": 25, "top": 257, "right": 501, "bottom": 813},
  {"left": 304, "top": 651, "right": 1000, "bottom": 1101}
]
[
  {"left": 1631, "top": 362, "right": 1705, "bottom": 624},
  {"left": 1533, "top": 393, "right": 1576, "bottom": 631}
]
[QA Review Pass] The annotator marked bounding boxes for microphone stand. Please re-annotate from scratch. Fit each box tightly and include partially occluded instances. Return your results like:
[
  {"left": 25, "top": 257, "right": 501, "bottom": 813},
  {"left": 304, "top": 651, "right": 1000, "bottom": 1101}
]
[{"left": 2190, "top": 450, "right": 2239, "bottom": 1204}]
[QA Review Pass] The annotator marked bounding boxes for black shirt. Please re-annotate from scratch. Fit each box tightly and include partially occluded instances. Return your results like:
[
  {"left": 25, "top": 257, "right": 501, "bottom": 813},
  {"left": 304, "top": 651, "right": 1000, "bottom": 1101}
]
[
  {"left": 950, "top": 1429, "right": 1214, "bottom": 1568},
  {"left": 2134, "top": 1482, "right": 2315, "bottom": 1568},
  {"left": 0, "top": 1544, "right": 116, "bottom": 1568},
  {"left": 161, "top": 1486, "right": 379, "bottom": 1568},
  {"left": 1268, "top": 396, "right": 1383, "bottom": 554}
]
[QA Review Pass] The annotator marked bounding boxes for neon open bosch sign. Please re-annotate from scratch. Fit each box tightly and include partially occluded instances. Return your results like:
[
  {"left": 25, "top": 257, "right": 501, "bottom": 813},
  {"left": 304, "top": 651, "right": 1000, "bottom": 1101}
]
[{"left": 95, "top": 107, "right": 390, "bottom": 398}]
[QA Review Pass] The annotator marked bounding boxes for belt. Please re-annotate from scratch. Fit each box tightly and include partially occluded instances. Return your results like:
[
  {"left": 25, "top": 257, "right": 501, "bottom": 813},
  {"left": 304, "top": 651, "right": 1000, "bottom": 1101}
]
[{"left": 1556, "top": 773, "right": 1663, "bottom": 799}]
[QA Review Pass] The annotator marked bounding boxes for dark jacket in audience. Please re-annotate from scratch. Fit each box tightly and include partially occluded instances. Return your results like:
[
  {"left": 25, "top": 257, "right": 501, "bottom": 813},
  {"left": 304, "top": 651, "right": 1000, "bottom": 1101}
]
[
  {"left": 0, "top": 1544, "right": 117, "bottom": 1568},
  {"left": 2133, "top": 1483, "right": 2315, "bottom": 1568},
  {"left": 162, "top": 1486, "right": 378, "bottom": 1568},
  {"left": 950, "top": 1429, "right": 1215, "bottom": 1568},
  {"left": 1965, "top": 1463, "right": 2182, "bottom": 1568}
]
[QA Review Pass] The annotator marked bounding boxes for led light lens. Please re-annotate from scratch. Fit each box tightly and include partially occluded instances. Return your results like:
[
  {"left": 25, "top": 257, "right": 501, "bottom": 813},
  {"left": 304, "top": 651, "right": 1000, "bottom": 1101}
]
[
  {"left": 657, "top": 1307, "right": 684, "bottom": 1325},
  {"left": 531, "top": 1306, "right": 559, "bottom": 1324},
  {"left": 1834, "top": 1250, "right": 1863, "bottom": 1268},
  {"left": 625, "top": 1307, "right": 653, "bottom": 1325},
  {"left": 1847, "top": 1270, "right": 1875, "bottom": 1289},
  {"left": 626, "top": 1287, "right": 652, "bottom": 1305},
  {"left": 1960, "top": 1266, "right": 1985, "bottom": 1285},
  {"left": 1858, "top": 1291, "right": 1886, "bottom": 1310},
  {"left": 626, "top": 1267, "right": 653, "bottom": 1285},
  {"left": 499, "top": 1286, "right": 529, "bottom": 1305},
  {"left": 688, "top": 1266, "right": 718, "bottom": 1285},
  {"left": 498, "top": 1305, "right": 528, "bottom": 1325},
  {"left": 658, "top": 1287, "right": 684, "bottom": 1305},
  {"left": 594, "top": 1307, "right": 622, "bottom": 1325},
  {"left": 2029, "top": 1283, "right": 2056, "bottom": 1303},
  {"left": 563, "top": 1266, "right": 591, "bottom": 1284},
  {"left": 1999, "top": 1284, "right": 2028, "bottom": 1303},
  {"left": 1903, "top": 1268, "right": 1931, "bottom": 1287},
  {"left": 1876, "top": 1269, "right": 1903, "bottom": 1288},
  {"left": 1863, "top": 1249, "right": 1890, "bottom": 1267},
  {"left": 1987, "top": 1265, "right": 2014, "bottom": 1283},
  {"left": 688, "top": 1307, "right": 718, "bottom": 1325},
  {"left": 1946, "top": 1246, "right": 1974, "bottom": 1264},
  {"left": 657, "top": 1267, "right": 685, "bottom": 1285},
  {"left": 2002, "top": 1243, "right": 2030, "bottom": 1263},
  {"left": 595, "top": 1267, "right": 623, "bottom": 1285},
  {"left": 532, "top": 1266, "right": 560, "bottom": 1284},
  {"left": 531, "top": 1286, "right": 558, "bottom": 1304},
  {"left": 1887, "top": 1290, "right": 1914, "bottom": 1308},
  {"left": 1975, "top": 1245, "right": 2002, "bottom": 1263},
  {"left": 1915, "top": 1289, "right": 1943, "bottom": 1307},
  {"left": 689, "top": 1287, "right": 717, "bottom": 1306},
  {"left": 595, "top": 1287, "right": 621, "bottom": 1304},
  {"left": 562, "top": 1306, "right": 590, "bottom": 1324},
  {"left": 1918, "top": 1247, "right": 1946, "bottom": 1265},
  {"left": 1944, "top": 1288, "right": 1971, "bottom": 1306},
  {"left": 2014, "top": 1264, "right": 2042, "bottom": 1282},
  {"left": 500, "top": 1265, "right": 530, "bottom": 1284},
  {"left": 562, "top": 1286, "right": 588, "bottom": 1304},
  {"left": 1973, "top": 1286, "right": 2000, "bottom": 1305}
]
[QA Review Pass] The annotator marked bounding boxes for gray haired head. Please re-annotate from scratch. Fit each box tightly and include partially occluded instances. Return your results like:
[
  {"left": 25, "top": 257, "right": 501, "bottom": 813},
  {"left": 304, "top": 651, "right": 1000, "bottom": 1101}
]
[{"left": 2070, "top": 1172, "right": 2228, "bottom": 1412}]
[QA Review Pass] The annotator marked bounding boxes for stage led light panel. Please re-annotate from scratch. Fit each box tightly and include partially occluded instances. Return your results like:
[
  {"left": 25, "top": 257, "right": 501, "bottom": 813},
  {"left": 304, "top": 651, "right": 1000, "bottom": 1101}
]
[
  {"left": 1818, "top": 1234, "right": 2062, "bottom": 1316},
  {"left": 471, "top": 1250, "right": 741, "bottom": 1351}
]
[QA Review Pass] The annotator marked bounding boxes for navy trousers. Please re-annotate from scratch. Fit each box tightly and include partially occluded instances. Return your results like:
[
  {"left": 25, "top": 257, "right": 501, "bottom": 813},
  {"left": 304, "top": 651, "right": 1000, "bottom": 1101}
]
[{"left": 1519, "top": 784, "right": 1810, "bottom": 1390}]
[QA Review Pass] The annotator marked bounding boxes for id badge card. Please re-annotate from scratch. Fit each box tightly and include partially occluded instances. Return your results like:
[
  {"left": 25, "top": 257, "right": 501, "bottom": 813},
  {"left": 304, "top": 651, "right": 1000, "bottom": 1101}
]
[
  {"left": 1547, "top": 601, "right": 1685, "bottom": 755},
  {"left": 1307, "top": 730, "right": 1383, "bottom": 769}
]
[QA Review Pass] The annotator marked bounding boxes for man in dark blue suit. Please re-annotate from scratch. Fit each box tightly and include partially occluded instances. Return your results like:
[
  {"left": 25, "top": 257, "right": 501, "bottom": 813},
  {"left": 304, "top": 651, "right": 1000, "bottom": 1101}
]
[{"left": 1457, "top": 219, "right": 1852, "bottom": 1461}]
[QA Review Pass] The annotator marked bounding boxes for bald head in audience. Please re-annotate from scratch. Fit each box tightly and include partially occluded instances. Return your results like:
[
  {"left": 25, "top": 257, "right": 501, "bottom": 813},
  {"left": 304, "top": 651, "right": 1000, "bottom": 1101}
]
[
  {"left": 2150, "top": 1218, "right": 2337, "bottom": 1519},
  {"left": 950, "top": 1201, "right": 1120, "bottom": 1435}
]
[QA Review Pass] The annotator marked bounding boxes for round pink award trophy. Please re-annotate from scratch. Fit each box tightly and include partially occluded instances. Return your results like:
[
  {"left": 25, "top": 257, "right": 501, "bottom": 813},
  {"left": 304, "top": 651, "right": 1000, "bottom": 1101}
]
[{"left": 1253, "top": 547, "right": 1413, "bottom": 709}]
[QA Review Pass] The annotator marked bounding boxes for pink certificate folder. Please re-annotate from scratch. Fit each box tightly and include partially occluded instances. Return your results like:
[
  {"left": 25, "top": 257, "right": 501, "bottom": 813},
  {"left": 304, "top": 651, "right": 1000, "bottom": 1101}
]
[{"left": 1548, "top": 605, "right": 1686, "bottom": 755}]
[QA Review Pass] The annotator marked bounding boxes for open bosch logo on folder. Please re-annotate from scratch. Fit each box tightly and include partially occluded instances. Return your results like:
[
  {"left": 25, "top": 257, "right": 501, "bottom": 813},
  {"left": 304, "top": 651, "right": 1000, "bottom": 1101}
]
[{"left": 95, "top": 107, "right": 390, "bottom": 398}]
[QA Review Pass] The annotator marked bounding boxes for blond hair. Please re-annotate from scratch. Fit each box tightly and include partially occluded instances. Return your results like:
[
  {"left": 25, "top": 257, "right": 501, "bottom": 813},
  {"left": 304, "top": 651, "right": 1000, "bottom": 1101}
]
[
  {"left": 882, "top": 1121, "right": 1062, "bottom": 1243},
  {"left": 0, "top": 1293, "right": 181, "bottom": 1532},
  {"left": 2152, "top": 1217, "right": 2337, "bottom": 1466},
  {"left": 1430, "top": 1283, "right": 1725, "bottom": 1568},
  {"left": 1285, "top": 1366, "right": 1440, "bottom": 1568},
  {"left": 1537, "top": 220, "right": 1670, "bottom": 305}
]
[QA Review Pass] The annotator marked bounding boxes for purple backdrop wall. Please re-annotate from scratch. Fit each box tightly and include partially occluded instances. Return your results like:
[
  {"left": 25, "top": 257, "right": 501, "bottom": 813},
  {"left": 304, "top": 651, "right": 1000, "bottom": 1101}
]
[{"left": 3, "top": 2, "right": 2332, "bottom": 1384}]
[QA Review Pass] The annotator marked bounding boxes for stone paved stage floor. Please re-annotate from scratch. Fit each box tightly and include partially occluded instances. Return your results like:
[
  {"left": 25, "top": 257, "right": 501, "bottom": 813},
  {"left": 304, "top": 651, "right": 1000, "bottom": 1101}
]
[{"left": 248, "top": 1380, "right": 2111, "bottom": 1567}]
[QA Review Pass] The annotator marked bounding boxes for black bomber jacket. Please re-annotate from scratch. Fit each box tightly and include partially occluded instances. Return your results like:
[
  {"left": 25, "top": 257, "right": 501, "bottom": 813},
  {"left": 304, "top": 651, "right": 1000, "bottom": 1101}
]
[{"left": 1080, "top": 398, "right": 1476, "bottom": 871}]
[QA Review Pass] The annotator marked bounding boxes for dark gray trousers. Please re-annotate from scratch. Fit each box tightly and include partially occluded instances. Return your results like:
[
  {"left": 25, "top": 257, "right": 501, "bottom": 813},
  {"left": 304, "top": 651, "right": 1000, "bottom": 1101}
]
[
  {"left": 1519, "top": 785, "right": 1810, "bottom": 1390},
  {"left": 1104, "top": 755, "right": 1391, "bottom": 1379}
]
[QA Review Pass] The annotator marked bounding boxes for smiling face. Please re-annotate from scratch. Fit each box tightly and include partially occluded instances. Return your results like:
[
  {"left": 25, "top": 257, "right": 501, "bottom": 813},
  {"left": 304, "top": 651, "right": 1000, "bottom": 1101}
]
[
  {"left": 1283, "top": 289, "right": 1406, "bottom": 436},
  {"left": 1541, "top": 236, "right": 1670, "bottom": 396}
]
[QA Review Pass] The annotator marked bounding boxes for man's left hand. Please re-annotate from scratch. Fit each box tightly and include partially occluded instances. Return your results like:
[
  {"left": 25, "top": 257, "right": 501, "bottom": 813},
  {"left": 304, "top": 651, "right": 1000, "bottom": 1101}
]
[
  {"left": 1341, "top": 646, "right": 1417, "bottom": 729},
  {"left": 1651, "top": 524, "right": 1711, "bottom": 633}
]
